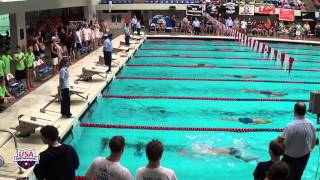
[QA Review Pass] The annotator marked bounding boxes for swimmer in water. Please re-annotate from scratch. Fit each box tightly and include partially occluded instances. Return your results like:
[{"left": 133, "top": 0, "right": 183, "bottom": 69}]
[
  {"left": 224, "top": 118, "right": 272, "bottom": 124},
  {"left": 242, "top": 90, "right": 287, "bottom": 97},
  {"left": 101, "top": 137, "right": 110, "bottom": 152},
  {"left": 134, "top": 142, "right": 143, "bottom": 157},
  {"left": 177, "top": 145, "right": 259, "bottom": 163},
  {"left": 231, "top": 75, "right": 257, "bottom": 79}
]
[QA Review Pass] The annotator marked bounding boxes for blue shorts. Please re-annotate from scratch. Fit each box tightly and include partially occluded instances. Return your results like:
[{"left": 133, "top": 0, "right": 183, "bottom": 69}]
[{"left": 239, "top": 118, "right": 254, "bottom": 124}]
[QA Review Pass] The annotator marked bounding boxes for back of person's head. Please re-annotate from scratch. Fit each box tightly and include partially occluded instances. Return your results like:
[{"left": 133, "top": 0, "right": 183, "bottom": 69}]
[
  {"left": 109, "top": 136, "right": 125, "bottom": 154},
  {"left": 266, "top": 161, "right": 289, "bottom": 180},
  {"left": 59, "top": 58, "right": 68, "bottom": 70},
  {"left": 269, "top": 140, "right": 284, "bottom": 157},
  {"left": 146, "top": 140, "right": 163, "bottom": 161},
  {"left": 294, "top": 102, "right": 306, "bottom": 116},
  {"left": 40, "top": 125, "right": 59, "bottom": 142}
]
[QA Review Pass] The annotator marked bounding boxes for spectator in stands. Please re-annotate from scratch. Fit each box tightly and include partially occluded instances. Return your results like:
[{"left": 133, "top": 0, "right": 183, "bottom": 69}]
[
  {"left": 1, "top": 49, "right": 12, "bottom": 85},
  {"left": 192, "top": 18, "right": 201, "bottom": 35},
  {"left": 182, "top": 16, "right": 190, "bottom": 33},
  {"left": 103, "top": 34, "right": 112, "bottom": 73},
  {"left": 124, "top": 23, "right": 130, "bottom": 46},
  {"left": 136, "top": 140, "right": 177, "bottom": 180},
  {"left": 253, "top": 139, "right": 285, "bottom": 180},
  {"left": 131, "top": 15, "right": 138, "bottom": 33},
  {"left": 226, "top": 17, "right": 233, "bottom": 29},
  {"left": 279, "top": 102, "right": 316, "bottom": 180},
  {"left": 136, "top": 20, "right": 141, "bottom": 35},
  {"left": 94, "top": 21, "right": 101, "bottom": 47},
  {"left": 75, "top": 26, "right": 82, "bottom": 60},
  {"left": 51, "top": 38, "right": 59, "bottom": 75},
  {"left": 0, "top": 52, "right": 5, "bottom": 81},
  {"left": 14, "top": 46, "right": 26, "bottom": 84},
  {"left": 25, "top": 46, "right": 35, "bottom": 90},
  {"left": 303, "top": 22, "right": 310, "bottom": 37},
  {"left": 85, "top": 136, "right": 132, "bottom": 180},
  {"left": 264, "top": 161, "right": 289, "bottom": 180},
  {"left": 34, "top": 125, "right": 79, "bottom": 180},
  {"left": 59, "top": 58, "right": 72, "bottom": 118},
  {"left": 240, "top": 19, "right": 247, "bottom": 34},
  {"left": 0, "top": 76, "right": 14, "bottom": 110},
  {"left": 295, "top": 23, "right": 302, "bottom": 39},
  {"left": 233, "top": 18, "right": 240, "bottom": 29},
  {"left": 65, "top": 29, "right": 75, "bottom": 61},
  {"left": 82, "top": 24, "right": 90, "bottom": 48}
]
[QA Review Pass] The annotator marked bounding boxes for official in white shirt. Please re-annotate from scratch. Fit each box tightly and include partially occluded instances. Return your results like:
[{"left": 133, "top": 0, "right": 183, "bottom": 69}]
[
  {"left": 280, "top": 102, "right": 316, "bottom": 180},
  {"left": 192, "top": 18, "right": 201, "bottom": 35},
  {"left": 103, "top": 34, "right": 113, "bottom": 72}
]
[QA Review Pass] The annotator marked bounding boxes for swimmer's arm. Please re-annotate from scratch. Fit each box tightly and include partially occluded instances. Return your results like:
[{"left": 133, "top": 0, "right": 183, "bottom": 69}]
[
  {"left": 208, "top": 148, "right": 231, "bottom": 154},
  {"left": 223, "top": 118, "right": 239, "bottom": 122},
  {"left": 240, "top": 156, "right": 259, "bottom": 163}
]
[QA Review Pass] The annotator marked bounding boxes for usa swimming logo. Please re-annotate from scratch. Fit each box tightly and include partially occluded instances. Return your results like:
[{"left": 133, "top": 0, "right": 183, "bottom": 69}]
[{"left": 13, "top": 149, "right": 39, "bottom": 169}]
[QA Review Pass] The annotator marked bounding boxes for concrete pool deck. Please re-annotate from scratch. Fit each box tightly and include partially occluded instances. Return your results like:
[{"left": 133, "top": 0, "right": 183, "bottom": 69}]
[{"left": 0, "top": 34, "right": 319, "bottom": 179}]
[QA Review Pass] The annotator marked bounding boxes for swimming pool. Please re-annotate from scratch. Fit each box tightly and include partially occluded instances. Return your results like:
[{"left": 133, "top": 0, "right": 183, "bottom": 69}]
[{"left": 68, "top": 38, "right": 320, "bottom": 179}]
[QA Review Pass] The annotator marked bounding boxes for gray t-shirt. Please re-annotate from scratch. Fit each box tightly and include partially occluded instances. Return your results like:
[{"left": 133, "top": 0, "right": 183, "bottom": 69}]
[{"left": 283, "top": 117, "right": 316, "bottom": 158}]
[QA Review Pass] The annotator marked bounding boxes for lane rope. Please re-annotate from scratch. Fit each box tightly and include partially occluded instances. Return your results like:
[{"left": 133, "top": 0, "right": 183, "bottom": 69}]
[
  {"left": 103, "top": 95, "right": 309, "bottom": 102},
  {"left": 116, "top": 76, "right": 320, "bottom": 85},
  {"left": 79, "top": 123, "right": 320, "bottom": 132},
  {"left": 127, "top": 64, "right": 320, "bottom": 73}
]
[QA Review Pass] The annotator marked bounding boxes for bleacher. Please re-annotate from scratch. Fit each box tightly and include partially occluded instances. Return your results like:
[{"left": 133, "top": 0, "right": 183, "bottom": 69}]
[{"left": 100, "top": 0, "right": 200, "bottom": 3}]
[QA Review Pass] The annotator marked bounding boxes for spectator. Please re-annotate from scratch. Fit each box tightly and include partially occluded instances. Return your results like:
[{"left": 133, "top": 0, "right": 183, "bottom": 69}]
[
  {"left": 136, "top": 140, "right": 177, "bottom": 180},
  {"left": 280, "top": 102, "right": 316, "bottom": 180},
  {"left": 34, "top": 125, "right": 79, "bottom": 180},
  {"left": 253, "top": 139, "right": 285, "bottom": 180},
  {"left": 124, "top": 23, "right": 130, "bottom": 46},
  {"left": 295, "top": 23, "right": 302, "bottom": 39},
  {"left": 131, "top": 15, "right": 138, "bottom": 33},
  {"left": 0, "top": 52, "right": 5, "bottom": 80},
  {"left": 14, "top": 46, "right": 26, "bottom": 84},
  {"left": 59, "top": 58, "right": 72, "bottom": 118},
  {"left": 182, "top": 16, "right": 189, "bottom": 33},
  {"left": 94, "top": 21, "right": 101, "bottom": 47},
  {"left": 65, "top": 29, "right": 75, "bottom": 61},
  {"left": 265, "top": 161, "right": 290, "bottom": 180},
  {"left": 136, "top": 20, "right": 141, "bottom": 36},
  {"left": 85, "top": 136, "right": 132, "bottom": 180},
  {"left": 303, "top": 22, "right": 310, "bottom": 36},
  {"left": 25, "top": 46, "right": 35, "bottom": 90},
  {"left": 103, "top": 34, "right": 112, "bottom": 73},
  {"left": 1, "top": 49, "right": 12, "bottom": 85},
  {"left": 240, "top": 19, "right": 247, "bottom": 34},
  {"left": 51, "top": 38, "right": 59, "bottom": 75},
  {"left": 192, "top": 18, "right": 201, "bottom": 35},
  {"left": 0, "top": 76, "right": 15, "bottom": 111},
  {"left": 226, "top": 17, "right": 233, "bottom": 29},
  {"left": 75, "top": 26, "right": 82, "bottom": 60}
]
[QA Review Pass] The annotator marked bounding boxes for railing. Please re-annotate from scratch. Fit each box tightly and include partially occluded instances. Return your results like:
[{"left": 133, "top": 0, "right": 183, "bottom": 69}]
[{"left": 0, "top": 129, "right": 23, "bottom": 174}]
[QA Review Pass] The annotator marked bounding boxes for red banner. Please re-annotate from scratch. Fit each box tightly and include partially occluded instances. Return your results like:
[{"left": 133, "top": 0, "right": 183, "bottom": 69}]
[
  {"left": 279, "top": 9, "right": 295, "bottom": 21},
  {"left": 259, "top": 5, "right": 275, "bottom": 14}
]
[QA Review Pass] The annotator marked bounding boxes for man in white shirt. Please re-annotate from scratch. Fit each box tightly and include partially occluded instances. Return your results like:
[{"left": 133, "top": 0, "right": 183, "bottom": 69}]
[
  {"left": 225, "top": 17, "right": 233, "bottom": 28},
  {"left": 136, "top": 140, "right": 177, "bottom": 180},
  {"left": 240, "top": 19, "right": 247, "bottom": 34},
  {"left": 131, "top": 15, "right": 138, "bottom": 33},
  {"left": 85, "top": 136, "right": 132, "bottom": 180},
  {"left": 280, "top": 102, "right": 316, "bottom": 180},
  {"left": 192, "top": 18, "right": 201, "bottom": 35}
]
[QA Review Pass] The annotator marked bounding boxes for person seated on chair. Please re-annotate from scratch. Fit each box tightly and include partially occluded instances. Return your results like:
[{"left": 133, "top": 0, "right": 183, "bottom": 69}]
[
  {"left": 0, "top": 76, "right": 15, "bottom": 107},
  {"left": 223, "top": 117, "right": 272, "bottom": 124}
]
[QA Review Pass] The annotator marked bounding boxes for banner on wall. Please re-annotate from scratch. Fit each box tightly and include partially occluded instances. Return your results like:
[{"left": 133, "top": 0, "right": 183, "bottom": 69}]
[
  {"left": 301, "top": 12, "right": 315, "bottom": 21},
  {"left": 186, "top": 4, "right": 204, "bottom": 16},
  {"left": 239, "top": 5, "right": 254, "bottom": 15},
  {"left": 221, "top": 2, "right": 239, "bottom": 14},
  {"left": 279, "top": 9, "right": 295, "bottom": 21},
  {"left": 258, "top": 5, "right": 275, "bottom": 14}
]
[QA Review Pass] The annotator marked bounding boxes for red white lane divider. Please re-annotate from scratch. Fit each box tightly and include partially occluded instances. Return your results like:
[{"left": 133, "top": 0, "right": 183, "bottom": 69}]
[{"left": 103, "top": 95, "right": 309, "bottom": 102}]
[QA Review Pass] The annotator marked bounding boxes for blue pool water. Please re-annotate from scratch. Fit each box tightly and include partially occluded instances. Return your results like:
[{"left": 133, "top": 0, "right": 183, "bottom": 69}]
[{"left": 68, "top": 39, "right": 320, "bottom": 179}]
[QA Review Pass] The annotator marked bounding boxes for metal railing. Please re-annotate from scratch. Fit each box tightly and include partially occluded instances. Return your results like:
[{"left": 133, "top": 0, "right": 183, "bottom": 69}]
[{"left": 0, "top": 129, "right": 23, "bottom": 174}]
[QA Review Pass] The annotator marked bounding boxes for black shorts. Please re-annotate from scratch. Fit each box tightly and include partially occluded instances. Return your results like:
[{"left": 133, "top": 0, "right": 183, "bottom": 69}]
[
  {"left": 15, "top": 69, "right": 26, "bottom": 80},
  {"left": 76, "top": 43, "right": 82, "bottom": 50}
]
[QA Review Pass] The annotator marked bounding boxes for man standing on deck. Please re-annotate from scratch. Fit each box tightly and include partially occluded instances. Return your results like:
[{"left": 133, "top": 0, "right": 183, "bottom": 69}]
[
  {"left": 279, "top": 102, "right": 316, "bottom": 180},
  {"left": 103, "top": 34, "right": 113, "bottom": 73},
  {"left": 124, "top": 23, "right": 130, "bottom": 46}
]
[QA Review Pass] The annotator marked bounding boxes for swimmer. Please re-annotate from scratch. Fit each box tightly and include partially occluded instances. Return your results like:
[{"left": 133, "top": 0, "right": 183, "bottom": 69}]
[
  {"left": 242, "top": 90, "right": 287, "bottom": 97},
  {"left": 231, "top": 75, "right": 257, "bottom": 79},
  {"left": 224, "top": 118, "right": 272, "bottom": 124},
  {"left": 177, "top": 145, "right": 259, "bottom": 163},
  {"left": 134, "top": 142, "right": 144, "bottom": 157}
]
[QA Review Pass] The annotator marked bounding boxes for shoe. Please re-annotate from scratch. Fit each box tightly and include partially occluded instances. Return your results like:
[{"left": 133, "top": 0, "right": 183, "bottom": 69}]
[
  {"left": 106, "top": 70, "right": 112, "bottom": 73},
  {"left": 62, "top": 113, "right": 73, "bottom": 119}
]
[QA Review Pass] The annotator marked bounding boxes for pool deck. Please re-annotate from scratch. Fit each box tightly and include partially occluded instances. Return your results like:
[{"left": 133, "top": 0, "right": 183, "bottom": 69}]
[{"left": 0, "top": 34, "right": 319, "bottom": 179}]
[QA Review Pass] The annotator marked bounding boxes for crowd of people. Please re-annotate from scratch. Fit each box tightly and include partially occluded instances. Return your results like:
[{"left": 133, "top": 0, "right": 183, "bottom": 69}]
[
  {"left": 5, "top": 102, "right": 310, "bottom": 180},
  {"left": 0, "top": 19, "right": 108, "bottom": 111}
]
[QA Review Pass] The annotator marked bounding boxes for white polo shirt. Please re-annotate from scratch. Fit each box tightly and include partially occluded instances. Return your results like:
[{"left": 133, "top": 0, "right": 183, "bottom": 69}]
[
  {"left": 85, "top": 157, "right": 132, "bottom": 180},
  {"left": 136, "top": 166, "right": 177, "bottom": 180},
  {"left": 283, "top": 117, "right": 316, "bottom": 158}
]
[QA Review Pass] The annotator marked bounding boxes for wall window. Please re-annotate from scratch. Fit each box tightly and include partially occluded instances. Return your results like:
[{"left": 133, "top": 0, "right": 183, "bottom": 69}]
[{"left": 111, "top": 15, "right": 122, "bottom": 23}]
